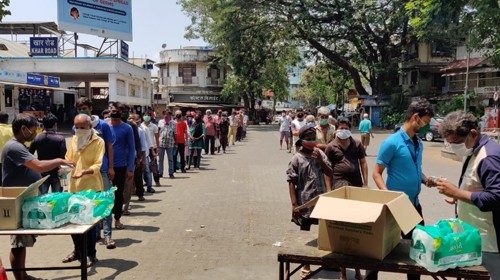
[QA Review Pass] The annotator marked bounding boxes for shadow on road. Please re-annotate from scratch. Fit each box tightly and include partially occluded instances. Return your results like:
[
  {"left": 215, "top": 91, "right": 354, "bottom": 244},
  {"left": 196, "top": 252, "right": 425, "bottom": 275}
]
[
  {"left": 114, "top": 237, "right": 142, "bottom": 248},
  {"left": 131, "top": 211, "right": 162, "bottom": 217},
  {"left": 125, "top": 225, "right": 160, "bottom": 233},
  {"left": 135, "top": 199, "right": 162, "bottom": 203}
]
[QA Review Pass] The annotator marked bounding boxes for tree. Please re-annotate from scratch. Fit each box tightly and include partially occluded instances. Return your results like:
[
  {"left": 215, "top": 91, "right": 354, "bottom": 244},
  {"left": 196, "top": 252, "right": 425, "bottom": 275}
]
[
  {"left": 180, "top": 0, "right": 298, "bottom": 121},
  {"left": 406, "top": 0, "right": 500, "bottom": 65},
  {"left": 252, "top": 0, "right": 410, "bottom": 97},
  {"left": 0, "top": 0, "right": 10, "bottom": 21},
  {"left": 295, "top": 61, "right": 352, "bottom": 111}
]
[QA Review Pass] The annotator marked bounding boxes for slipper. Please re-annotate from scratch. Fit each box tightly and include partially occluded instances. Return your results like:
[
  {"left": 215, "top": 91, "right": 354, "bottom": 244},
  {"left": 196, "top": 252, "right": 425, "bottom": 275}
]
[
  {"left": 123, "top": 210, "right": 131, "bottom": 216},
  {"left": 115, "top": 221, "right": 125, "bottom": 230},
  {"left": 62, "top": 251, "right": 79, "bottom": 263}
]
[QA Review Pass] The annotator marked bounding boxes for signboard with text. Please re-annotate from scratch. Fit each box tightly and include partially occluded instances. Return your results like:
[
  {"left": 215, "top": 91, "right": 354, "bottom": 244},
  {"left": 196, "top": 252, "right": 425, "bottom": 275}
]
[
  {"left": 172, "top": 94, "right": 222, "bottom": 104},
  {"left": 27, "top": 73, "right": 60, "bottom": 88},
  {"left": 120, "top": 41, "right": 129, "bottom": 60},
  {"left": 29, "top": 37, "right": 59, "bottom": 56},
  {"left": 57, "top": 0, "right": 133, "bottom": 41}
]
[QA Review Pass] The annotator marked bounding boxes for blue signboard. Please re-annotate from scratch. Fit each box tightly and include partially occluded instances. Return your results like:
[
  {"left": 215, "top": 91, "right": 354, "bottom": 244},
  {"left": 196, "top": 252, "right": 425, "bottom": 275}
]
[
  {"left": 120, "top": 41, "right": 129, "bottom": 60},
  {"left": 27, "top": 73, "right": 60, "bottom": 88},
  {"left": 57, "top": 0, "right": 133, "bottom": 41},
  {"left": 30, "top": 37, "right": 59, "bottom": 56}
]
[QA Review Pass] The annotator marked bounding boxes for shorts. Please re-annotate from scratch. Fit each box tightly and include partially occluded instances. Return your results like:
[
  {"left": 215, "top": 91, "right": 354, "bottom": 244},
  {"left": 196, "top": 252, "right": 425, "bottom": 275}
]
[
  {"left": 280, "top": 131, "right": 290, "bottom": 141},
  {"left": 361, "top": 133, "right": 370, "bottom": 146},
  {"left": 10, "top": 235, "right": 36, "bottom": 248}
]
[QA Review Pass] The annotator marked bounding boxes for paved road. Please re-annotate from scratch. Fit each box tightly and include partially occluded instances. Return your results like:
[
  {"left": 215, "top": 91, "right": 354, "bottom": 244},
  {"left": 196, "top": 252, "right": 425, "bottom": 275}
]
[{"left": 1, "top": 125, "right": 463, "bottom": 279}]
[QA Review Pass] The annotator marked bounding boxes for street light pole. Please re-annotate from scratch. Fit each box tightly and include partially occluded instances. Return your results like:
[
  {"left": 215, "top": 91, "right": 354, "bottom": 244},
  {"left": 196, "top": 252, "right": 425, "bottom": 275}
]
[{"left": 463, "top": 48, "right": 471, "bottom": 112}]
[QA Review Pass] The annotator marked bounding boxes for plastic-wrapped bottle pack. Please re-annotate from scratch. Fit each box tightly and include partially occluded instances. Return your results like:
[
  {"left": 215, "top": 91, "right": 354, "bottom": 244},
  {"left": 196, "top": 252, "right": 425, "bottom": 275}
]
[
  {"left": 410, "top": 219, "right": 482, "bottom": 272},
  {"left": 22, "top": 192, "right": 72, "bottom": 229},
  {"left": 68, "top": 188, "right": 115, "bottom": 225}
]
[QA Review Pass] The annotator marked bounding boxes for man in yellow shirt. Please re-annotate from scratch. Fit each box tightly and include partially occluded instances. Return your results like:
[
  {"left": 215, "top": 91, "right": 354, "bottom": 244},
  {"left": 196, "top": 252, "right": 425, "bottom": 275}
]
[
  {"left": 0, "top": 112, "right": 13, "bottom": 181},
  {"left": 62, "top": 114, "right": 104, "bottom": 266}
]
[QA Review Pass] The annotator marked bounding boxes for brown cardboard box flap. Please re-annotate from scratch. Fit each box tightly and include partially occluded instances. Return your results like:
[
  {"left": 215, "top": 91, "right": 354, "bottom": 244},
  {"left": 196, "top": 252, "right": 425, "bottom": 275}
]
[
  {"left": 311, "top": 196, "right": 384, "bottom": 224},
  {"left": 386, "top": 194, "right": 423, "bottom": 234}
]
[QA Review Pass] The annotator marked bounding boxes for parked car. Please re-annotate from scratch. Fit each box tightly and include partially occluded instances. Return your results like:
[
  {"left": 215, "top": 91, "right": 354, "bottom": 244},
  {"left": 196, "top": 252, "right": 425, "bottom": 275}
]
[{"left": 394, "top": 117, "right": 444, "bottom": 141}]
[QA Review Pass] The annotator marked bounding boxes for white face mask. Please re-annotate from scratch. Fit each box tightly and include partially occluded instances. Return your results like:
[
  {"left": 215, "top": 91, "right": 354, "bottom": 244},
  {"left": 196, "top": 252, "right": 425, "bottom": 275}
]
[
  {"left": 75, "top": 128, "right": 92, "bottom": 150},
  {"left": 90, "top": 115, "right": 99, "bottom": 128},
  {"left": 449, "top": 143, "right": 473, "bottom": 159},
  {"left": 336, "top": 129, "right": 351, "bottom": 140}
]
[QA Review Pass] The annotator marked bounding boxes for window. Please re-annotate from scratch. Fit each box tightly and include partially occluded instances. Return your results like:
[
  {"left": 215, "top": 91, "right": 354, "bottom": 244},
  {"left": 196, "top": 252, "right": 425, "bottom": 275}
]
[
  {"left": 178, "top": 63, "right": 196, "bottom": 84},
  {"left": 410, "top": 70, "right": 418, "bottom": 85},
  {"left": 430, "top": 41, "right": 452, "bottom": 57}
]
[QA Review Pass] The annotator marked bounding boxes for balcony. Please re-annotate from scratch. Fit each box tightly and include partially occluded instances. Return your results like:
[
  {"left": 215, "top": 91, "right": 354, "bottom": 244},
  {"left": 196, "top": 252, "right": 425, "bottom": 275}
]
[
  {"left": 159, "top": 77, "right": 171, "bottom": 86},
  {"left": 448, "top": 77, "right": 500, "bottom": 93},
  {"left": 206, "top": 77, "right": 223, "bottom": 87},
  {"left": 175, "top": 76, "right": 199, "bottom": 85}
]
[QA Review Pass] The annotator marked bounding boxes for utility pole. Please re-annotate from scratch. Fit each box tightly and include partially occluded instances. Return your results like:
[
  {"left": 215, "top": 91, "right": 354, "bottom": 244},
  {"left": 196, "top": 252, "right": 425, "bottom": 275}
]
[{"left": 463, "top": 51, "right": 470, "bottom": 112}]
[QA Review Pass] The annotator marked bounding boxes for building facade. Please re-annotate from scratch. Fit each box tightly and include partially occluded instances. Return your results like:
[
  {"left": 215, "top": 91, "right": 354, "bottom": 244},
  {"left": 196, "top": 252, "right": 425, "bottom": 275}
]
[{"left": 156, "top": 46, "right": 228, "bottom": 109}]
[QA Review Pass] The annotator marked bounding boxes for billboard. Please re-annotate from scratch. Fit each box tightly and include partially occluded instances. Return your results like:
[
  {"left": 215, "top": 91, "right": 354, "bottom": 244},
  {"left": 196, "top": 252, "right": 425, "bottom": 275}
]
[{"left": 57, "top": 0, "right": 133, "bottom": 41}]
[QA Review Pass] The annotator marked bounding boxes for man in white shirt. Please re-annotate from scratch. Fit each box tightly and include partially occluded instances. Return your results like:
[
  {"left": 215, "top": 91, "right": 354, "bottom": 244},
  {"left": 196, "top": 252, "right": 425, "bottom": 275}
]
[
  {"left": 291, "top": 111, "right": 306, "bottom": 153},
  {"left": 142, "top": 115, "right": 160, "bottom": 186},
  {"left": 278, "top": 111, "right": 291, "bottom": 150}
]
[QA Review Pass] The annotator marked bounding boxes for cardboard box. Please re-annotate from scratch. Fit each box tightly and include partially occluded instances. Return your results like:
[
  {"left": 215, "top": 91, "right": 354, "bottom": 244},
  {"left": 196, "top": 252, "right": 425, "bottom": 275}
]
[
  {"left": 0, "top": 177, "right": 47, "bottom": 230},
  {"left": 310, "top": 186, "right": 422, "bottom": 260}
]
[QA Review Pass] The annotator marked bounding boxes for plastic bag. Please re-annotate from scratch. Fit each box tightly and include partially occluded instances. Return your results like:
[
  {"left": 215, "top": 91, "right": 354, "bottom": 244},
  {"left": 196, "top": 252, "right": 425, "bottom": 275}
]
[
  {"left": 22, "top": 192, "right": 72, "bottom": 229},
  {"left": 410, "top": 219, "right": 482, "bottom": 272},
  {"left": 68, "top": 187, "right": 116, "bottom": 224}
]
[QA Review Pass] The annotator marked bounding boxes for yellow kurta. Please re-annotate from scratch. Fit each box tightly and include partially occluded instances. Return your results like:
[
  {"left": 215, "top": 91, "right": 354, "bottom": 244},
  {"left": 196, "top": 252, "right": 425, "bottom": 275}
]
[
  {"left": 65, "top": 132, "right": 105, "bottom": 193},
  {"left": 0, "top": 123, "right": 13, "bottom": 163}
]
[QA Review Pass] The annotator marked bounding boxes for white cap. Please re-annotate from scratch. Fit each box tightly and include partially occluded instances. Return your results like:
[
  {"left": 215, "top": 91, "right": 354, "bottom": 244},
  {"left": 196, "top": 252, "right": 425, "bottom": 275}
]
[{"left": 363, "top": 113, "right": 369, "bottom": 118}]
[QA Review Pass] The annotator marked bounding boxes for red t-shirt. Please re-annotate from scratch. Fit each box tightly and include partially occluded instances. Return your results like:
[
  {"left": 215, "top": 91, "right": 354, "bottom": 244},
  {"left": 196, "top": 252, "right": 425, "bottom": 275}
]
[{"left": 175, "top": 121, "right": 188, "bottom": 144}]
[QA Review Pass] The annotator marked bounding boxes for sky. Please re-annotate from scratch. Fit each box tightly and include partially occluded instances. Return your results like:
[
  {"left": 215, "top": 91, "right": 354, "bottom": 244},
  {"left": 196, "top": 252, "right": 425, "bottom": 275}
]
[{"left": 2, "top": 0, "right": 207, "bottom": 61}]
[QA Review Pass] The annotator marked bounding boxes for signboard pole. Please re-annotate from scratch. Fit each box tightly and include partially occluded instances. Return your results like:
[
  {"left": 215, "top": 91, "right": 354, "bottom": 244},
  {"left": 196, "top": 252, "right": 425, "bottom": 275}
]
[{"left": 74, "top": 32, "right": 78, "bottom": 57}]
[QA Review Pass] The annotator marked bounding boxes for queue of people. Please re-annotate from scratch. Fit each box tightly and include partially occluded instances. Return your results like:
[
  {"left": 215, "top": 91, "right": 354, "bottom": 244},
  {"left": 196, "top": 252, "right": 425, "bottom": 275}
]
[
  {"left": 0, "top": 99, "right": 249, "bottom": 280},
  {"left": 286, "top": 100, "right": 499, "bottom": 280}
]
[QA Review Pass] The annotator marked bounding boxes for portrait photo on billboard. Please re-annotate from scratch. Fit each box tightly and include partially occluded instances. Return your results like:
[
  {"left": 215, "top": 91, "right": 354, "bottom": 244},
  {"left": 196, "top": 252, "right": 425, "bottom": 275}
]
[{"left": 58, "top": 0, "right": 133, "bottom": 41}]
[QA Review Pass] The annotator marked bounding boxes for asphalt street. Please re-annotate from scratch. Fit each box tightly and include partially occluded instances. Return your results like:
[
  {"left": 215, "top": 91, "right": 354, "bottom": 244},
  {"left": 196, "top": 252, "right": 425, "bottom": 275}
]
[{"left": 1, "top": 125, "right": 463, "bottom": 279}]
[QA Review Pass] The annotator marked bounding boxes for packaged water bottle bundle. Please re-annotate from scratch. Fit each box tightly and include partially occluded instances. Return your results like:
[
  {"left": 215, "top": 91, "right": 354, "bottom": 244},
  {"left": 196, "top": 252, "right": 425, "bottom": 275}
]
[
  {"left": 68, "top": 187, "right": 116, "bottom": 225},
  {"left": 22, "top": 192, "right": 72, "bottom": 229},
  {"left": 410, "top": 219, "right": 482, "bottom": 272}
]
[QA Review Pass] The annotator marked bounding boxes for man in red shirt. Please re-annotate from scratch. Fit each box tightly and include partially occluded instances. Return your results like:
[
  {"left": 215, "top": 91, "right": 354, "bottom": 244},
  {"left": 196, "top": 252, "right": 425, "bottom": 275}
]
[{"left": 174, "top": 110, "right": 188, "bottom": 173}]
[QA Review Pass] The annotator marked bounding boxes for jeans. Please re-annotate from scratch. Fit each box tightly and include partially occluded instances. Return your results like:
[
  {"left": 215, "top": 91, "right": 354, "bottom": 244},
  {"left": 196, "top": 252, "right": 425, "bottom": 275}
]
[
  {"left": 143, "top": 157, "right": 153, "bottom": 190},
  {"left": 159, "top": 147, "right": 176, "bottom": 176},
  {"left": 174, "top": 143, "right": 186, "bottom": 171},
  {"left": 39, "top": 176, "right": 62, "bottom": 194},
  {"left": 204, "top": 135, "right": 215, "bottom": 155},
  {"left": 112, "top": 167, "right": 127, "bottom": 221},
  {"left": 135, "top": 162, "right": 145, "bottom": 198},
  {"left": 188, "top": 148, "right": 202, "bottom": 168},
  {"left": 101, "top": 172, "right": 113, "bottom": 238}
]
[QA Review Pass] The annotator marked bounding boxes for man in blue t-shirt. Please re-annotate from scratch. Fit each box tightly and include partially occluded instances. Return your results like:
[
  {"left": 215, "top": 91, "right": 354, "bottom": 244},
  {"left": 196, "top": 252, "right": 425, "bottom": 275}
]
[
  {"left": 108, "top": 102, "right": 135, "bottom": 230},
  {"left": 75, "top": 97, "right": 117, "bottom": 249},
  {"left": 358, "top": 113, "right": 373, "bottom": 150},
  {"left": 370, "top": 99, "right": 436, "bottom": 280}
]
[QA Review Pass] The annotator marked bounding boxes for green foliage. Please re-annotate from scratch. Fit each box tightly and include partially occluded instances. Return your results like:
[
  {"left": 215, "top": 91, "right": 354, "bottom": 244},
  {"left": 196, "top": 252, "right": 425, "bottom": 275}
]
[
  {"left": 0, "top": 0, "right": 10, "bottom": 21},
  {"left": 180, "top": 0, "right": 298, "bottom": 120},
  {"left": 295, "top": 61, "right": 352, "bottom": 110},
  {"left": 380, "top": 107, "right": 406, "bottom": 128},
  {"left": 406, "top": 0, "right": 500, "bottom": 66},
  {"left": 435, "top": 92, "right": 483, "bottom": 117}
]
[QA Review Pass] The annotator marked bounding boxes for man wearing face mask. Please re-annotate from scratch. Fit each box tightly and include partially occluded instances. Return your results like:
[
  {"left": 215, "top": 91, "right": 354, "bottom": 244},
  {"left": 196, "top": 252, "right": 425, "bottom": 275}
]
[
  {"left": 432, "top": 111, "right": 500, "bottom": 279},
  {"left": 291, "top": 111, "right": 306, "bottom": 153},
  {"left": 2, "top": 113, "right": 74, "bottom": 280},
  {"left": 315, "top": 106, "right": 336, "bottom": 151},
  {"left": 108, "top": 102, "right": 135, "bottom": 230},
  {"left": 370, "top": 99, "right": 436, "bottom": 280},
  {"left": 173, "top": 110, "right": 188, "bottom": 173},
  {"left": 62, "top": 114, "right": 104, "bottom": 266},
  {"left": 228, "top": 110, "right": 238, "bottom": 145}
]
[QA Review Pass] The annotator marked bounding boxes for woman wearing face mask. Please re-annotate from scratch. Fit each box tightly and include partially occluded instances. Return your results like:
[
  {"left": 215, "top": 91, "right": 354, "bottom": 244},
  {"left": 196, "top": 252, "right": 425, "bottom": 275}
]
[
  {"left": 286, "top": 123, "right": 332, "bottom": 279},
  {"left": 324, "top": 117, "right": 366, "bottom": 280},
  {"left": 186, "top": 112, "right": 205, "bottom": 170}
]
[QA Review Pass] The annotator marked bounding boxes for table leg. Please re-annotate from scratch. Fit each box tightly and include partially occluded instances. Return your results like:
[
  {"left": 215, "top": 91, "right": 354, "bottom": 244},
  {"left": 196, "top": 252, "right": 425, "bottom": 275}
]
[
  {"left": 279, "top": 261, "right": 284, "bottom": 280},
  {"left": 285, "top": 262, "right": 290, "bottom": 280},
  {"left": 81, "top": 232, "right": 88, "bottom": 280}
]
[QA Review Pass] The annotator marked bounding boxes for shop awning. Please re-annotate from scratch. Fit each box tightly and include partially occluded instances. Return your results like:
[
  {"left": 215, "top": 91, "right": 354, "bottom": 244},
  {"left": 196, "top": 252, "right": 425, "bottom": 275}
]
[{"left": 0, "top": 81, "right": 76, "bottom": 92}]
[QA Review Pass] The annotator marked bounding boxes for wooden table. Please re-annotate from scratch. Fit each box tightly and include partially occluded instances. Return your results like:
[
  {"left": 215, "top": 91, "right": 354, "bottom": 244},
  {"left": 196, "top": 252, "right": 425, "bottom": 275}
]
[
  {"left": 277, "top": 230, "right": 490, "bottom": 280},
  {"left": 0, "top": 222, "right": 100, "bottom": 280}
]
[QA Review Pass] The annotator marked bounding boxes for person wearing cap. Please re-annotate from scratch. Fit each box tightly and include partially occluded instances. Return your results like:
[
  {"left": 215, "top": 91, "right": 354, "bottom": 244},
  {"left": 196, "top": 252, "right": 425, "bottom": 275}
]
[
  {"left": 359, "top": 113, "right": 374, "bottom": 150},
  {"left": 315, "top": 106, "right": 336, "bottom": 151},
  {"left": 286, "top": 123, "right": 332, "bottom": 278},
  {"left": 203, "top": 109, "right": 217, "bottom": 155}
]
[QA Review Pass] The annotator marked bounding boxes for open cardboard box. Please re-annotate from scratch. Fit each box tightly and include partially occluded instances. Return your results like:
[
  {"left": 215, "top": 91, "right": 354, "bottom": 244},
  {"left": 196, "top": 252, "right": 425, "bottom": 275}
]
[
  {"left": 309, "top": 186, "right": 423, "bottom": 260},
  {"left": 0, "top": 176, "right": 47, "bottom": 230}
]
